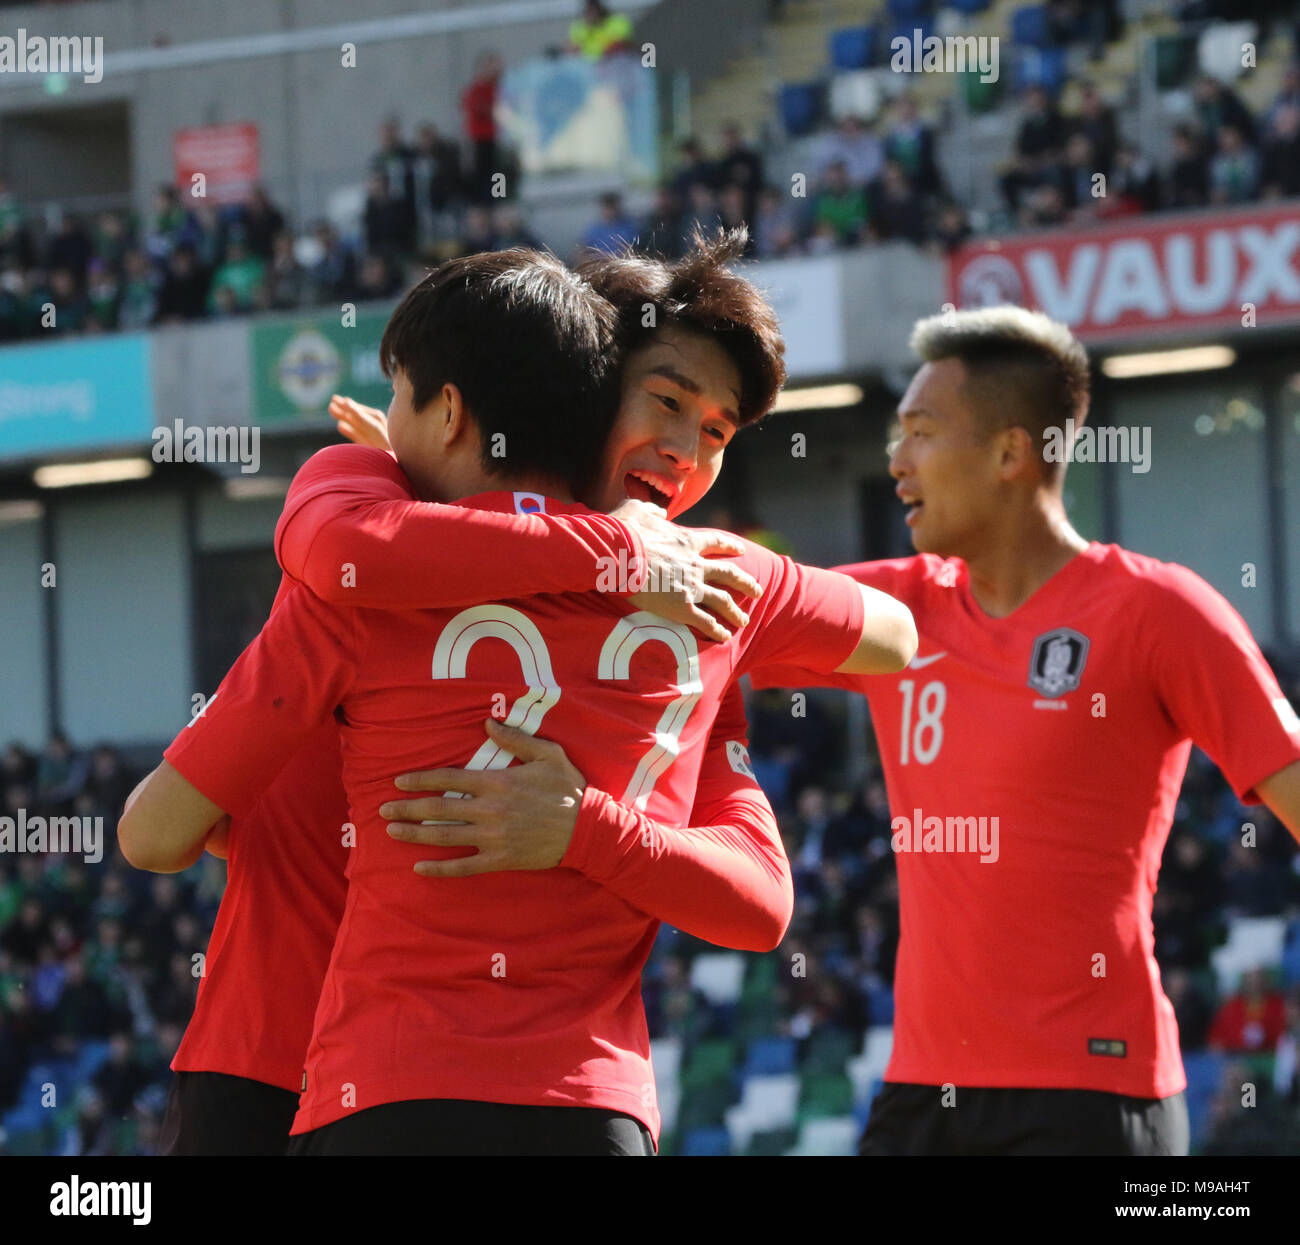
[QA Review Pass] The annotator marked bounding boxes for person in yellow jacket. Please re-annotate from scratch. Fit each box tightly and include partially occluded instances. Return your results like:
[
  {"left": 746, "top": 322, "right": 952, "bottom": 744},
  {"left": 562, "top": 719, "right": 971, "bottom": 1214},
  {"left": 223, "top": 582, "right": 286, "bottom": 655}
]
[{"left": 569, "top": 1, "right": 634, "bottom": 60}]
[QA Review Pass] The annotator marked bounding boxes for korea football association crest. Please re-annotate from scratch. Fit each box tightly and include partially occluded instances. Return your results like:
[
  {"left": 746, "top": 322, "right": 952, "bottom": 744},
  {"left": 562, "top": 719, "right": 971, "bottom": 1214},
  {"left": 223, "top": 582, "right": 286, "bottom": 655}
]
[{"left": 1027, "top": 627, "right": 1089, "bottom": 699}]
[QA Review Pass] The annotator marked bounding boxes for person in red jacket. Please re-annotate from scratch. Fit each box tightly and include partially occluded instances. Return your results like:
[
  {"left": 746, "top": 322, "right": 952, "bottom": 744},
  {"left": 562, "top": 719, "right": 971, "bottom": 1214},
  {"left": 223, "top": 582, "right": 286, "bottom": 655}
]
[
  {"left": 1207, "top": 968, "right": 1289, "bottom": 1053},
  {"left": 461, "top": 52, "right": 503, "bottom": 203}
]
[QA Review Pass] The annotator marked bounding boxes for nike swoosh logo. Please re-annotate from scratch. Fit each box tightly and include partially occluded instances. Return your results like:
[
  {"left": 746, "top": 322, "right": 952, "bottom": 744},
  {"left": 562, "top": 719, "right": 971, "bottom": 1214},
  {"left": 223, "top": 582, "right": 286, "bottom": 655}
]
[{"left": 909, "top": 652, "right": 947, "bottom": 669}]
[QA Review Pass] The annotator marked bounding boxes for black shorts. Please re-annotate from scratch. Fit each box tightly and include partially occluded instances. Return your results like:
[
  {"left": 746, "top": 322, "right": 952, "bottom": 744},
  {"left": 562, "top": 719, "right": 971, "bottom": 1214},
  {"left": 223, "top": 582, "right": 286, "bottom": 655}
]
[
  {"left": 860, "top": 1082, "right": 1190, "bottom": 1156},
  {"left": 159, "top": 1070, "right": 299, "bottom": 1156},
  {"left": 288, "top": 1098, "right": 656, "bottom": 1156}
]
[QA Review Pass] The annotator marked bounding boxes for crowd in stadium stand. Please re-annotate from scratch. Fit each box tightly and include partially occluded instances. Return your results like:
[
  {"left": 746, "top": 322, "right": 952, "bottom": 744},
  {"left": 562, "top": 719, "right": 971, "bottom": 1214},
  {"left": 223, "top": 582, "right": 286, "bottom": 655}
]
[{"left": 2, "top": 649, "right": 1298, "bottom": 1154}]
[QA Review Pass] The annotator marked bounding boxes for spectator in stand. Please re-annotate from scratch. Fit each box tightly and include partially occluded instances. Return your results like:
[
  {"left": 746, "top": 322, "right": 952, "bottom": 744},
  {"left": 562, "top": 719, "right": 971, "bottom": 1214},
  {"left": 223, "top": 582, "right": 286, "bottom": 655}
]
[
  {"left": 754, "top": 185, "right": 802, "bottom": 259},
  {"left": 882, "top": 95, "right": 941, "bottom": 198},
  {"left": 1105, "top": 143, "right": 1161, "bottom": 217},
  {"left": 363, "top": 171, "right": 414, "bottom": 262},
  {"left": 927, "top": 199, "right": 972, "bottom": 256},
  {"left": 410, "top": 121, "right": 463, "bottom": 252},
  {"left": 492, "top": 204, "right": 542, "bottom": 250},
  {"left": 1020, "top": 181, "right": 1069, "bottom": 229},
  {"left": 1208, "top": 124, "right": 1261, "bottom": 205},
  {"left": 568, "top": 1, "right": 635, "bottom": 60},
  {"left": 354, "top": 252, "right": 401, "bottom": 302},
  {"left": 1221, "top": 834, "right": 1290, "bottom": 915},
  {"left": 267, "top": 232, "right": 307, "bottom": 310},
  {"left": 1163, "top": 966, "right": 1215, "bottom": 1050},
  {"left": 462, "top": 203, "right": 498, "bottom": 253},
  {"left": 303, "top": 221, "right": 356, "bottom": 304},
  {"left": 1060, "top": 133, "right": 1100, "bottom": 217},
  {"left": 578, "top": 190, "right": 639, "bottom": 255},
  {"left": 682, "top": 182, "right": 723, "bottom": 240},
  {"left": 0, "top": 177, "right": 30, "bottom": 269},
  {"left": 1275, "top": 991, "right": 1300, "bottom": 1102},
  {"left": 45, "top": 212, "right": 92, "bottom": 280},
  {"left": 47, "top": 268, "right": 89, "bottom": 335},
  {"left": 145, "top": 185, "right": 199, "bottom": 262},
  {"left": 670, "top": 137, "right": 717, "bottom": 200},
  {"left": 1000, "top": 86, "right": 1068, "bottom": 215},
  {"left": 1194, "top": 74, "right": 1258, "bottom": 146},
  {"left": 92, "top": 210, "right": 130, "bottom": 276},
  {"left": 639, "top": 185, "right": 686, "bottom": 259},
  {"left": 207, "top": 238, "right": 266, "bottom": 314},
  {"left": 94, "top": 1031, "right": 149, "bottom": 1118},
  {"left": 1260, "top": 102, "right": 1300, "bottom": 198},
  {"left": 718, "top": 185, "right": 756, "bottom": 254},
  {"left": 1208, "top": 967, "right": 1288, "bottom": 1053},
  {"left": 86, "top": 259, "right": 120, "bottom": 332},
  {"left": 869, "top": 159, "right": 926, "bottom": 244},
  {"left": 116, "top": 249, "right": 159, "bottom": 330},
  {"left": 1266, "top": 61, "right": 1300, "bottom": 130},
  {"left": 812, "top": 159, "right": 870, "bottom": 246},
  {"left": 369, "top": 118, "right": 415, "bottom": 236},
  {"left": 461, "top": 52, "right": 504, "bottom": 203},
  {"left": 1165, "top": 124, "right": 1209, "bottom": 209},
  {"left": 1071, "top": 82, "right": 1117, "bottom": 178},
  {"left": 36, "top": 732, "right": 88, "bottom": 813},
  {"left": 237, "top": 185, "right": 286, "bottom": 261},
  {"left": 815, "top": 113, "right": 883, "bottom": 187},
  {"left": 716, "top": 122, "right": 764, "bottom": 224}
]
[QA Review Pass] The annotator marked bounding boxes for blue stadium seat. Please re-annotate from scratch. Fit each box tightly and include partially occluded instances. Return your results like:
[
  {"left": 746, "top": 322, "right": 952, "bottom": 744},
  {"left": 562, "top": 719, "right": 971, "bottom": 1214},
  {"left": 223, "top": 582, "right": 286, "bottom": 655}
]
[
  {"left": 1282, "top": 920, "right": 1300, "bottom": 986},
  {"left": 778, "top": 83, "right": 825, "bottom": 137},
  {"left": 888, "top": 0, "right": 931, "bottom": 19},
  {"left": 867, "top": 983, "right": 895, "bottom": 1025},
  {"left": 1011, "top": 5, "right": 1051, "bottom": 49},
  {"left": 949, "top": 0, "right": 991, "bottom": 12},
  {"left": 744, "top": 1036, "right": 798, "bottom": 1077},
  {"left": 829, "top": 26, "right": 877, "bottom": 71},
  {"left": 681, "top": 1125, "right": 732, "bottom": 1156},
  {"left": 1013, "top": 47, "right": 1067, "bottom": 94},
  {"left": 1181, "top": 1051, "right": 1227, "bottom": 1147}
]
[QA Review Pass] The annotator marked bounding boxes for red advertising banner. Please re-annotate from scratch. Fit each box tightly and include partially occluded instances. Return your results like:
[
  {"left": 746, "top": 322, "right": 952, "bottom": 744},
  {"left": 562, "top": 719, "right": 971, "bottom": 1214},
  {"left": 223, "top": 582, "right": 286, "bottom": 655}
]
[
  {"left": 173, "top": 123, "right": 261, "bottom": 204},
  {"left": 946, "top": 202, "right": 1300, "bottom": 342}
]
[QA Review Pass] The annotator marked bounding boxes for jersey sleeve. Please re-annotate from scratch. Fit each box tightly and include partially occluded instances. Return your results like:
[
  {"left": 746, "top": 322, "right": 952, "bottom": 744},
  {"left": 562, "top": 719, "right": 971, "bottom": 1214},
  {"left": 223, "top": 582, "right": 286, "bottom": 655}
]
[
  {"left": 1146, "top": 565, "right": 1300, "bottom": 802},
  {"left": 743, "top": 557, "right": 915, "bottom": 690},
  {"left": 274, "top": 444, "right": 645, "bottom": 609},
  {"left": 733, "top": 549, "right": 867, "bottom": 680},
  {"left": 164, "top": 584, "right": 360, "bottom": 818},
  {"left": 559, "top": 683, "right": 792, "bottom": 951}
]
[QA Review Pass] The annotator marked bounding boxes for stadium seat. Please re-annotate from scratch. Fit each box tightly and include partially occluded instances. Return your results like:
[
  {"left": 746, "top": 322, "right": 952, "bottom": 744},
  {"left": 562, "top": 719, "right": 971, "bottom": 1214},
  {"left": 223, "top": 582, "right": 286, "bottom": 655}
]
[
  {"left": 778, "top": 83, "right": 825, "bottom": 138},
  {"left": 867, "top": 982, "right": 895, "bottom": 1025},
  {"left": 1012, "top": 47, "right": 1067, "bottom": 94},
  {"left": 1210, "top": 916, "right": 1288, "bottom": 994},
  {"left": 689, "top": 952, "right": 746, "bottom": 1006},
  {"left": 724, "top": 1072, "right": 800, "bottom": 1150},
  {"left": 801, "top": 1026, "right": 856, "bottom": 1076},
  {"left": 829, "top": 71, "right": 883, "bottom": 123},
  {"left": 658, "top": 1081, "right": 681, "bottom": 1137},
  {"left": 887, "top": 0, "right": 931, "bottom": 20},
  {"left": 829, "top": 26, "right": 877, "bottom": 72},
  {"left": 1281, "top": 920, "right": 1300, "bottom": 986},
  {"left": 799, "top": 1071, "right": 855, "bottom": 1119},
  {"left": 744, "top": 1035, "right": 798, "bottom": 1077},
  {"left": 746, "top": 1125, "right": 799, "bottom": 1156},
  {"left": 1182, "top": 1050, "right": 1228, "bottom": 1147},
  {"left": 1010, "top": 5, "right": 1051, "bottom": 49},
  {"left": 788, "top": 1115, "right": 859, "bottom": 1156},
  {"left": 681, "top": 1125, "right": 732, "bottom": 1156},
  {"left": 681, "top": 1038, "right": 739, "bottom": 1089},
  {"left": 677, "top": 1080, "right": 737, "bottom": 1132},
  {"left": 948, "top": 0, "right": 991, "bottom": 12}
]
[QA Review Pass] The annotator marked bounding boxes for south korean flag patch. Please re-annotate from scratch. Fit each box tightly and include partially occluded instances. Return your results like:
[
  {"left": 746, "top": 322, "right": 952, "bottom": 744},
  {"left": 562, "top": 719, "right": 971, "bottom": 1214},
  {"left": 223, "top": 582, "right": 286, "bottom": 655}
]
[
  {"left": 726, "top": 740, "right": 756, "bottom": 779},
  {"left": 1027, "top": 627, "right": 1089, "bottom": 699}
]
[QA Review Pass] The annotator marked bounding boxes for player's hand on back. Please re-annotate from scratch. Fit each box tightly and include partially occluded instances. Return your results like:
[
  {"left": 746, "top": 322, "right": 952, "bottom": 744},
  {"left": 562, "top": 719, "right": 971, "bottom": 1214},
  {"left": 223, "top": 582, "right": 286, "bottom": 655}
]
[
  {"left": 381, "top": 720, "right": 586, "bottom": 876},
  {"left": 609, "top": 499, "right": 763, "bottom": 644},
  {"left": 330, "top": 393, "right": 392, "bottom": 452}
]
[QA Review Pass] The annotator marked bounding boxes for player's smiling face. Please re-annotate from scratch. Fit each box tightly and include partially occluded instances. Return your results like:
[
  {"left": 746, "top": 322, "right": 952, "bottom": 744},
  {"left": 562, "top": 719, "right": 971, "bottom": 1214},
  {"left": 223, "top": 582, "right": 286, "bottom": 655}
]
[
  {"left": 889, "top": 357, "right": 1005, "bottom": 557},
  {"left": 587, "top": 325, "right": 742, "bottom": 520}
]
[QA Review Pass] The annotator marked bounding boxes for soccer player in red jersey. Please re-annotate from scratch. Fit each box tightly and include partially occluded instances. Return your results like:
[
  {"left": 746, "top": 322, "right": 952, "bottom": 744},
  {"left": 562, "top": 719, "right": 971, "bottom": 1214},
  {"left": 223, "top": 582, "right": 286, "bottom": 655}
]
[
  {"left": 742, "top": 306, "right": 1300, "bottom": 1155},
  {"left": 120, "top": 243, "right": 917, "bottom": 1155}
]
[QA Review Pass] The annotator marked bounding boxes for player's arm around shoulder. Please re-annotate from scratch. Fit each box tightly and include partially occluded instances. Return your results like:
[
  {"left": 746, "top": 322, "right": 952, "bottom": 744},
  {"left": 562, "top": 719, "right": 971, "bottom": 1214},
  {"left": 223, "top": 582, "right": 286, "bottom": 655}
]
[
  {"left": 836, "top": 581, "right": 919, "bottom": 675},
  {"left": 118, "top": 761, "right": 227, "bottom": 874}
]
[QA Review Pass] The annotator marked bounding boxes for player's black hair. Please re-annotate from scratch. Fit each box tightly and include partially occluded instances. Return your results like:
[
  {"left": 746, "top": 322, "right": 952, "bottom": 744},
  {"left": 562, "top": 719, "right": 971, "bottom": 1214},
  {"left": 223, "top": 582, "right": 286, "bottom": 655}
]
[
  {"left": 576, "top": 227, "right": 786, "bottom": 426},
  {"left": 379, "top": 248, "right": 620, "bottom": 491}
]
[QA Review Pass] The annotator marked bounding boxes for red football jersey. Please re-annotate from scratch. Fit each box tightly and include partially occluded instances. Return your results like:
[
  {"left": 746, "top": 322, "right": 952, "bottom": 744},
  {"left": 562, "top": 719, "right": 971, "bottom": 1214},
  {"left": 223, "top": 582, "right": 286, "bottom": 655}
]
[
  {"left": 750, "top": 544, "right": 1300, "bottom": 1098},
  {"left": 166, "top": 491, "right": 863, "bottom": 1139}
]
